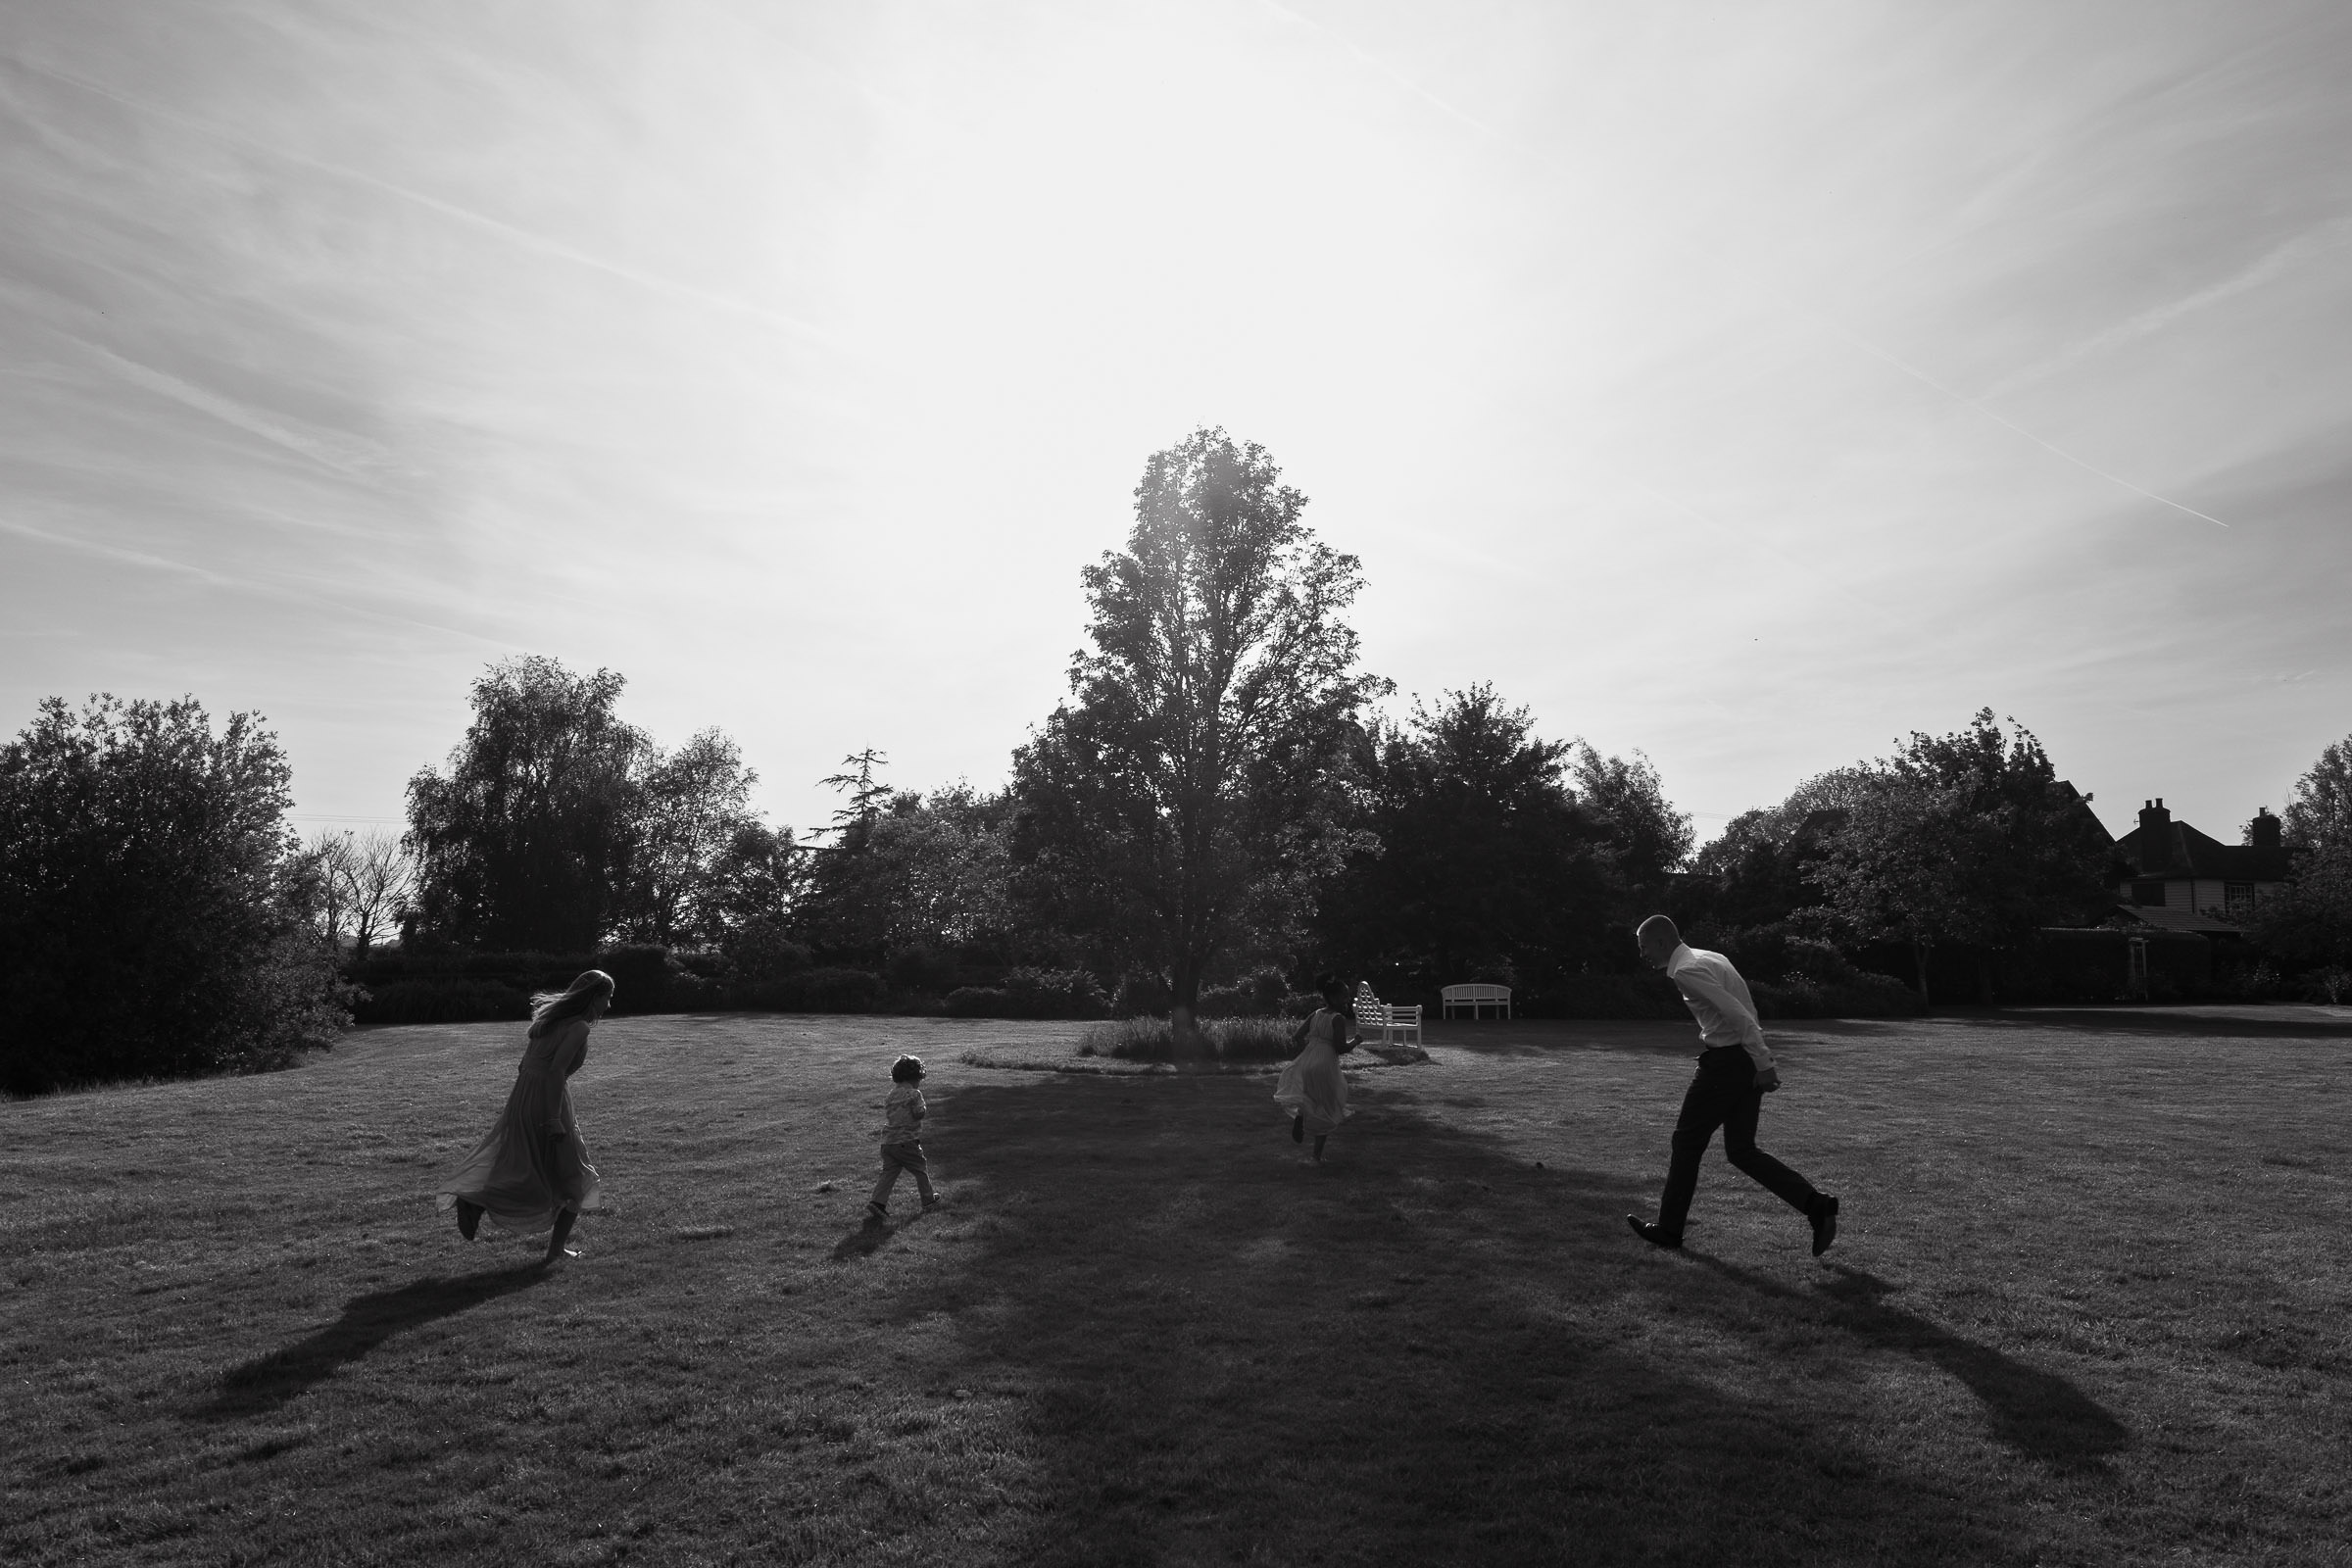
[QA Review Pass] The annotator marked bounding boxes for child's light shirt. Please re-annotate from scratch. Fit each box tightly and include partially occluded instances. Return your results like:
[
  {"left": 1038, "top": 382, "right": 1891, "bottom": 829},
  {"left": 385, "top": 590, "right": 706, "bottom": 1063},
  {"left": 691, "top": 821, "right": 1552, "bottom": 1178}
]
[{"left": 880, "top": 1083, "right": 926, "bottom": 1146}]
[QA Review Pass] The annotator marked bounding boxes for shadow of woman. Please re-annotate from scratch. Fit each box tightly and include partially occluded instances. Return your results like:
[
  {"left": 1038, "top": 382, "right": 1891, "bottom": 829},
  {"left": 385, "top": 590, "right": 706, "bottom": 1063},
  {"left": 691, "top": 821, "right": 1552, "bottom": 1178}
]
[
  {"left": 196, "top": 1265, "right": 548, "bottom": 1420},
  {"left": 1693, "top": 1253, "right": 2130, "bottom": 1468}
]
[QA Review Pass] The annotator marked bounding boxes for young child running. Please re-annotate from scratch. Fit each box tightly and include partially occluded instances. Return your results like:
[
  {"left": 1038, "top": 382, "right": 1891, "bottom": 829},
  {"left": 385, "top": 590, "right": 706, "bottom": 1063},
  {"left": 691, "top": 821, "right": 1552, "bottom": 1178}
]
[
  {"left": 1274, "top": 975, "right": 1358, "bottom": 1163},
  {"left": 866, "top": 1054, "right": 941, "bottom": 1225}
]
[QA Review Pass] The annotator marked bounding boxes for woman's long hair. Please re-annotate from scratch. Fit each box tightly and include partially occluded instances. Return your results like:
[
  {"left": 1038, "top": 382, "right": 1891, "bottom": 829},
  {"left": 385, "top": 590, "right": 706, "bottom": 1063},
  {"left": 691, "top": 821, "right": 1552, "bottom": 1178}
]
[{"left": 529, "top": 969, "right": 615, "bottom": 1035}]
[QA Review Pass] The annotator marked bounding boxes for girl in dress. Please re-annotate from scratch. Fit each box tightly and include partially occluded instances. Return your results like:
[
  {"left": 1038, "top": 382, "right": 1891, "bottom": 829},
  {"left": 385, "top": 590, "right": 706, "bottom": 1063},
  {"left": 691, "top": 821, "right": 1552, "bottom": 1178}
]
[
  {"left": 1275, "top": 975, "right": 1357, "bottom": 1163},
  {"left": 439, "top": 969, "right": 613, "bottom": 1265}
]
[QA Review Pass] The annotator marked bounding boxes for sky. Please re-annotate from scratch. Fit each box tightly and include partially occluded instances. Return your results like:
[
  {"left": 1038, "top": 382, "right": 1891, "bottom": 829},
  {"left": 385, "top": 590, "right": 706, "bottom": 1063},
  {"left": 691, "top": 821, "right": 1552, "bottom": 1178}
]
[{"left": 3, "top": 0, "right": 2348, "bottom": 847}]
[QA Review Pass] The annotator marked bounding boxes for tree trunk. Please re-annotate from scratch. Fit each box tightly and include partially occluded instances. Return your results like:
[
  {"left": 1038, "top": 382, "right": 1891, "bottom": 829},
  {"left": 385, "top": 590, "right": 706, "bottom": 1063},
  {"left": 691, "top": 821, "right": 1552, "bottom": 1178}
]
[
  {"left": 1170, "top": 956, "right": 1205, "bottom": 1053},
  {"left": 1912, "top": 936, "right": 1933, "bottom": 1009}
]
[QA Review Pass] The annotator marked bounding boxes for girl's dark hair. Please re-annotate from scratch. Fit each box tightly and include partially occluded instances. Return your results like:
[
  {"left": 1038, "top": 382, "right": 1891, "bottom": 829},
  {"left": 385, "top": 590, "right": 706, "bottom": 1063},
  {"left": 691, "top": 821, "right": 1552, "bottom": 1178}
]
[
  {"left": 891, "top": 1054, "right": 925, "bottom": 1083},
  {"left": 1316, "top": 973, "right": 1348, "bottom": 1001},
  {"left": 528, "top": 969, "right": 615, "bottom": 1036}
]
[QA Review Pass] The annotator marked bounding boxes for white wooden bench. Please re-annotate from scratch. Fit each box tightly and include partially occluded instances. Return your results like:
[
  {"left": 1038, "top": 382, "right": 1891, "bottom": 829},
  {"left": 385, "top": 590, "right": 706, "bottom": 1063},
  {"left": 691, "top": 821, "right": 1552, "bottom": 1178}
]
[
  {"left": 1352, "top": 983, "right": 1422, "bottom": 1048},
  {"left": 1441, "top": 982, "right": 1512, "bottom": 1019}
]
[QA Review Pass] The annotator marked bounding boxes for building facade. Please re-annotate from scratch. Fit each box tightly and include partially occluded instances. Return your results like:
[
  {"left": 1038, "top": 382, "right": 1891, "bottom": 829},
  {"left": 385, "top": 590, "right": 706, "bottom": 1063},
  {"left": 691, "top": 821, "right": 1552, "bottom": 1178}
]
[{"left": 2109, "top": 799, "right": 2289, "bottom": 934}]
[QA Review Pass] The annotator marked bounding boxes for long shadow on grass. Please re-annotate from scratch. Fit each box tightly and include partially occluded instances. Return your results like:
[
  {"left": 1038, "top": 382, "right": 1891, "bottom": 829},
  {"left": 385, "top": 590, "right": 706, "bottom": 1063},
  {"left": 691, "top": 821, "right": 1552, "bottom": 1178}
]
[
  {"left": 1693, "top": 1254, "right": 2129, "bottom": 1468},
  {"left": 197, "top": 1265, "right": 547, "bottom": 1419},
  {"left": 1950, "top": 1008, "right": 2352, "bottom": 1040},
  {"left": 872, "top": 1074, "right": 2065, "bottom": 1567}
]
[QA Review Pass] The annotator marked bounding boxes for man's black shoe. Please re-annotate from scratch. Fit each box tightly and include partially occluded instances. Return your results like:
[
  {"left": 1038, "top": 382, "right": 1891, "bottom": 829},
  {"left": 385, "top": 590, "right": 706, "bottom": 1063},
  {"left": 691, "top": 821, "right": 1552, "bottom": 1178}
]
[
  {"left": 1810, "top": 1194, "right": 1839, "bottom": 1257},
  {"left": 1626, "top": 1215, "right": 1681, "bottom": 1250}
]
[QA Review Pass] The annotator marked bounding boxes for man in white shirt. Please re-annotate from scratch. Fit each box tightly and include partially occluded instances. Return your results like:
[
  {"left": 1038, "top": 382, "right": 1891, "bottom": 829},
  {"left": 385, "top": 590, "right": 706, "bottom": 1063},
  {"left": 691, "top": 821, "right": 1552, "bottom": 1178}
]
[{"left": 1625, "top": 915, "right": 1839, "bottom": 1256}]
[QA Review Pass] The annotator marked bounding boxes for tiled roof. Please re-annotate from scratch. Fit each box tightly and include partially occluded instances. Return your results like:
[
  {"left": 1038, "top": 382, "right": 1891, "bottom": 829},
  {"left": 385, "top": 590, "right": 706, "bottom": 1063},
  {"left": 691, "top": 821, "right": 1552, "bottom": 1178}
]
[
  {"left": 2115, "top": 820, "right": 2290, "bottom": 880},
  {"left": 2107, "top": 904, "right": 2244, "bottom": 936}
]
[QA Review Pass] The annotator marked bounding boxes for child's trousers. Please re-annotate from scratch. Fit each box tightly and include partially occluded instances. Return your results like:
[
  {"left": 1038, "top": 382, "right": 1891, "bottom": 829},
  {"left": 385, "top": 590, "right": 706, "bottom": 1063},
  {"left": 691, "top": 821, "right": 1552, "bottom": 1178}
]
[{"left": 869, "top": 1141, "right": 936, "bottom": 1214}]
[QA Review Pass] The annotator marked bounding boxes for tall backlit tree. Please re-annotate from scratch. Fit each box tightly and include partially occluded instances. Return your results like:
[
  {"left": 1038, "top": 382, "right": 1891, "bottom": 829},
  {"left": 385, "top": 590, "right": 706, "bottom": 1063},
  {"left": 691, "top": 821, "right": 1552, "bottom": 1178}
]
[
  {"left": 405, "top": 658, "right": 650, "bottom": 952},
  {"left": 1012, "top": 429, "right": 1388, "bottom": 1038}
]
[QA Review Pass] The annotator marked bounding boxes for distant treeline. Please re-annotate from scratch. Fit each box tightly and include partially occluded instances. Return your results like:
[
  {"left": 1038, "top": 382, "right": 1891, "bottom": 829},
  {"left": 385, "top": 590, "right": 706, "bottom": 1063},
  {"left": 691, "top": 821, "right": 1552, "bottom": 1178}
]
[{"left": 7, "top": 430, "right": 2351, "bottom": 1094}]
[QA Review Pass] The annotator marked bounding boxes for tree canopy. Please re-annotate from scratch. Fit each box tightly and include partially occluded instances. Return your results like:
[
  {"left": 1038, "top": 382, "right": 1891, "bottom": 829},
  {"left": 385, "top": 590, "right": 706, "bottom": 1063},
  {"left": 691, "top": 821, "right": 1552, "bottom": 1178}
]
[
  {"left": 405, "top": 658, "right": 650, "bottom": 951},
  {"left": 1315, "top": 685, "right": 1617, "bottom": 995},
  {"left": 1804, "top": 710, "right": 2113, "bottom": 1000},
  {"left": 2280, "top": 733, "right": 2352, "bottom": 852},
  {"left": 0, "top": 696, "right": 346, "bottom": 1094},
  {"left": 1011, "top": 429, "right": 1388, "bottom": 1032},
  {"left": 404, "top": 658, "right": 762, "bottom": 953}
]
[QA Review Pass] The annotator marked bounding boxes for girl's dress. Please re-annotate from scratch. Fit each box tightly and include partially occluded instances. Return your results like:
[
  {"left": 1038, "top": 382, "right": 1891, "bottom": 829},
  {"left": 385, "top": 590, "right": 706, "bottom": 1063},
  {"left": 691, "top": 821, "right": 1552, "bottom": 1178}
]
[
  {"left": 1274, "top": 1007, "right": 1352, "bottom": 1137},
  {"left": 437, "top": 1016, "right": 604, "bottom": 1235}
]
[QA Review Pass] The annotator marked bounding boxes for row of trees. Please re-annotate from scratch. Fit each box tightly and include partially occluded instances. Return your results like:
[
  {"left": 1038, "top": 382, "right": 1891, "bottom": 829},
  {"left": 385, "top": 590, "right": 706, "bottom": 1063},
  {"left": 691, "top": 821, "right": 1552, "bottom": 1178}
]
[
  {"left": 1676, "top": 710, "right": 2117, "bottom": 1003},
  {"left": 356, "top": 429, "right": 2352, "bottom": 1022},
  {"left": 9, "top": 426, "right": 2350, "bottom": 1092},
  {"left": 375, "top": 432, "right": 1695, "bottom": 1033}
]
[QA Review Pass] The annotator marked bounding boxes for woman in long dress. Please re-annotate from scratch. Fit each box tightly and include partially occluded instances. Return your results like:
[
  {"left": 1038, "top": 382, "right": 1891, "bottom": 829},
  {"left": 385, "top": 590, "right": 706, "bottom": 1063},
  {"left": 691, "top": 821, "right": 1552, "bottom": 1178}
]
[
  {"left": 1275, "top": 975, "right": 1357, "bottom": 1163},
  {"left": 438, "top": 969, "right": 612, "bottom": 1265}
]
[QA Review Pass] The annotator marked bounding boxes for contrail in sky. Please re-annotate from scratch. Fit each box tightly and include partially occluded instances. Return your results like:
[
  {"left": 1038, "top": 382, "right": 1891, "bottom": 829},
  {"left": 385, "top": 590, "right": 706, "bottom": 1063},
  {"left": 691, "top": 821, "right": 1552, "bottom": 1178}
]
[
  {"left": 6, "top": 54, "right": 845, "bottom": 353},
  {"left": 0, "top": 514, "right": 525, "bottom": 654},
  {"left": 1255, "top": 0, "right": 1501, "bottom": 140},
  {"left": 1265, "top": 4, "right": 2235, "bottom": 530}
]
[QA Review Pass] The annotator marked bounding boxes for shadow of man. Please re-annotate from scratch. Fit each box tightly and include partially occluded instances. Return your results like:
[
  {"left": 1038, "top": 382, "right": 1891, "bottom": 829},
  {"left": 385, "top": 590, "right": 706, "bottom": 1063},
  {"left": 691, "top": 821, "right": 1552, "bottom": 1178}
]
[
  {"left": 198, "top": 1266, "right": 548, "bottom": 1419},
  {"left": 1694, "top": 1253, "right": 2129, "bottom": 1468}
]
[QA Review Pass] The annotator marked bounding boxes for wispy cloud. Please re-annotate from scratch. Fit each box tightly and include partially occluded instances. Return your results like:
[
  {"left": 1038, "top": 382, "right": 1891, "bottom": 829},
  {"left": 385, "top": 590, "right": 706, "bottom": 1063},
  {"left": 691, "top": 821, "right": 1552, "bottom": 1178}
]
[
  {"left": 1976, "top": 216, "right": 2352, "bottom": 405},
  {"left": 74, "top": 340, "right": 406, "bottom": 483},
  {"left": 6, "top": 53, "right": 847, "bottom": 353}
]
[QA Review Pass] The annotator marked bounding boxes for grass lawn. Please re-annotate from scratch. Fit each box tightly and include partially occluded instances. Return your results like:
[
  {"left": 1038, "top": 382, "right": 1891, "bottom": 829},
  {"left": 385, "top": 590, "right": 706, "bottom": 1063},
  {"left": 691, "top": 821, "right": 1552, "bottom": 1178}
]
[{"left": 5, "top": 1005, "right": 2350, "bottom": 1566}]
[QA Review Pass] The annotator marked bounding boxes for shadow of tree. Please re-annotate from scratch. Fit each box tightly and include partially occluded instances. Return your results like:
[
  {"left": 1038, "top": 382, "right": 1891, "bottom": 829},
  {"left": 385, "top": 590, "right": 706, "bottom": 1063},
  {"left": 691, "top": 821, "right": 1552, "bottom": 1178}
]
[
  {"left": 1693, "top": 1254, "right": 2130, "bottom": 1468},
  {"left": 873, "top": 1074, "right": 2066, "bottom": 1566},
  {"left": 197, "top": 1266, "right": 547, "bottom": 1419},
  {"left": 1942, "top": 1008, "right": 2352, "bottom": 1041}
]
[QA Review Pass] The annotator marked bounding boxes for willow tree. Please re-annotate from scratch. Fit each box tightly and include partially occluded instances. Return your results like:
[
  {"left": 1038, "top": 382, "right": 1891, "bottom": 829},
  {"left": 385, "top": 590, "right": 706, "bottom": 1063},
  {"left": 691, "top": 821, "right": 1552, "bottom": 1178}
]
[{"left": 1012, "top": 429, "right": 1387, "bottom": 1039}]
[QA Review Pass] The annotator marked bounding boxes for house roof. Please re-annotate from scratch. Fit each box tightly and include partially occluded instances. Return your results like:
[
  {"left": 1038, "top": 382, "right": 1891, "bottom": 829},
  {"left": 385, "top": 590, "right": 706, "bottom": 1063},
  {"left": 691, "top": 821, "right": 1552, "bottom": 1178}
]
[
  {"left": 2114, "top": 819, "right": 2289, "bottom": 881},
  {"left": 2107, "top": 904, "right": 2244, "bottom": 936},
  {"left": 2054, "top": 781, "right": 2113, "bottom": 845}
]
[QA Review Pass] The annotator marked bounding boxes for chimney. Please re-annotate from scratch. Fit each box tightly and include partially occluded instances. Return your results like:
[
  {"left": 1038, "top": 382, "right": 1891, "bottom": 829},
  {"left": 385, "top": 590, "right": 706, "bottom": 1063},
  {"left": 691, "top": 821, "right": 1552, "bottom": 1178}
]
[
  {"left": 2137, "top": 798, "right": 2172, "bottom": 874},
  {"left": 2250, "top": 808, "right": 2280, "bottom": 853}
]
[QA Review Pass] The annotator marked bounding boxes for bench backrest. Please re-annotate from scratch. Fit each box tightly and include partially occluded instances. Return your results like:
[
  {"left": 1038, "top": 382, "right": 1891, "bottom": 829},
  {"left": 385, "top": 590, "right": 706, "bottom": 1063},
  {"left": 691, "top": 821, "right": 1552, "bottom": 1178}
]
[{"left": 1441, "top": 983, "right": 1511, "bottom": 1002}]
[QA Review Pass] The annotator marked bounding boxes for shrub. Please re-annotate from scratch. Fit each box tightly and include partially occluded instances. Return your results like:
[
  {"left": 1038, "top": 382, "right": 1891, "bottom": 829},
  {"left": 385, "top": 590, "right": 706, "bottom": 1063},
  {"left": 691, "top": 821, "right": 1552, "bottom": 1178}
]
[
  {"left": 1111, "top": 972, "right": 1171, "bottom": 1018},
  {"left": 1197, "top": 967, "right": 1293, "bottom": 1018},
  {"left": 1751, "top": 972, "right": 1924, "bottom": 1020},
  {"left": 592, "top": 944, "right": 686, "bottom": 1010},
  {"left": 1082, "top": 1016, "right": 1299, "bottom": 1062},
  {"left": 1196, "top": 985, "right": 1250, "bottom": 1018},
  {"left": 1783, "top": 936, "right": 1862, "bottom": 986},
  {"left": 720, "top": 920, "right": 811, "bottom": 984},
  {"left": 1522, "top": 973, "right": 1688, "bottom": 1019},
  {"left": 948, "top": 969, "right": 1108, "bottom": 1019},
  {"left": 2214, "top": 959, "right": 2282, "bottom": 1003},
  {"left": 0, "top": 696, "right": 350, "bottom": 1095},
  {"left": 1280, "top": 992, "right": 1325, "bottom": 1017},
  {"left": 354, "top": 980, "right": 530, "bottom": 1026},
  {"left": 944, "top": 986, "right": 1010, "bottom": 1018},
  {"left": 2306, "top": 965, "right": 2352, "bottom": 1005},
  {"left": 765, "top": 967, "right": 885, "bottom": 1013},
  {"left": 1004, "top": 967, "right": 1108, "bottom": 1019},
  {"left": 884, "top": 945, "right": 959, "bottom": 995},
  {"left": 348, "top": 945, "right": 707, "bottom": 1014}
]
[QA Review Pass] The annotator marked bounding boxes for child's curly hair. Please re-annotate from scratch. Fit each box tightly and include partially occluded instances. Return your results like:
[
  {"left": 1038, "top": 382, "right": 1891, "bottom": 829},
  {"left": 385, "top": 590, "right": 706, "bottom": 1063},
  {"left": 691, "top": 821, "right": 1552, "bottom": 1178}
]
[{"left": 891, "top": 1054, "right": 925, "bottom": 1083}]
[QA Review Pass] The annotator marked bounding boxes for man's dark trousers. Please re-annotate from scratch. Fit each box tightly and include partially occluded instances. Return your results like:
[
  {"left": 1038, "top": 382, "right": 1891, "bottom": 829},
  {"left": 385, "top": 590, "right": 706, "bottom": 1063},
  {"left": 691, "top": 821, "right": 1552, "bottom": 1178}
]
[{"left": 1655, "top": 1047, "right": 1821, "bottom": 1243}]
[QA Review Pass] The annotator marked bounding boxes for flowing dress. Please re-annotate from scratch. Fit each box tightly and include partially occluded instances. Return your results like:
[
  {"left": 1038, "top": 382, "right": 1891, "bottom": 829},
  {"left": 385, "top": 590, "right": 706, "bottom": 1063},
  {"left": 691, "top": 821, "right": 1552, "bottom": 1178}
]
[
  {"left": 437, "top": 1016, "right": 604, "bottom": 1235},
  {"left": 1274, "top": 1007, "right": 1351, "bottom": 1137}
]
